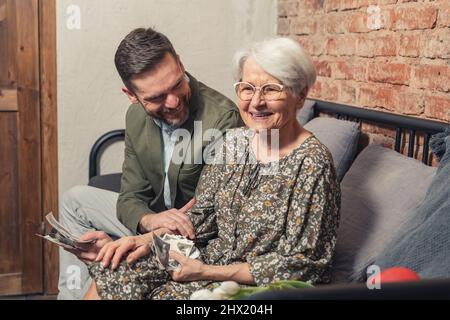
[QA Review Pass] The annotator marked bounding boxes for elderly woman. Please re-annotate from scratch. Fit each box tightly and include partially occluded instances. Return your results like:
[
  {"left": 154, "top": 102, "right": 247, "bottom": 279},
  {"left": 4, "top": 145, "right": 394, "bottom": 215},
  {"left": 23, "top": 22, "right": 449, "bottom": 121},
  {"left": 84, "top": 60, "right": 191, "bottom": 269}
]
[{"left": 85, "top": 37, "right": 340, "bottom": 300}]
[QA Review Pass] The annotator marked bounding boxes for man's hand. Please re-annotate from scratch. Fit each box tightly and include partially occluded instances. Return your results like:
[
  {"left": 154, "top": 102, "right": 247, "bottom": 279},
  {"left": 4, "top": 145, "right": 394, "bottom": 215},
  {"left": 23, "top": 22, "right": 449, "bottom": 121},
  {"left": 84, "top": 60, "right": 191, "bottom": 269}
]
[
  {"left": 138, "top": 198, "right": 196, "bottom": 239},
  {"left": 95, "top": 233, "right": 154, "bottom": 270},
  {"left": 65, "top": 231, "right": 113, "bottom": 262},
  {"left": 169, "top": 251, "right": 206, "bottom": 282}
]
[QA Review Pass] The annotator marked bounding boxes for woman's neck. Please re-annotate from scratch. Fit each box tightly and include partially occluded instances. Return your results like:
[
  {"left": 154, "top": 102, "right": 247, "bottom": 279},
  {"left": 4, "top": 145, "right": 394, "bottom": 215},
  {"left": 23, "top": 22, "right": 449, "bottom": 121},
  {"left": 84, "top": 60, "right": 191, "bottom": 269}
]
[{"left": 252, "top": 120, "right": 310, "bottom": 163}]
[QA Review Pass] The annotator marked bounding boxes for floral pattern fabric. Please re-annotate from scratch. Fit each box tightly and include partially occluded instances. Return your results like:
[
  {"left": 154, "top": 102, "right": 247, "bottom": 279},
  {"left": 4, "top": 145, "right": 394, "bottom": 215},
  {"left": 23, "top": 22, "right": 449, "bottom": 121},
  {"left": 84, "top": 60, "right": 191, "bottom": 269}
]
[{"left": 88, "top": 129, "right": 341, "bottom": 299}]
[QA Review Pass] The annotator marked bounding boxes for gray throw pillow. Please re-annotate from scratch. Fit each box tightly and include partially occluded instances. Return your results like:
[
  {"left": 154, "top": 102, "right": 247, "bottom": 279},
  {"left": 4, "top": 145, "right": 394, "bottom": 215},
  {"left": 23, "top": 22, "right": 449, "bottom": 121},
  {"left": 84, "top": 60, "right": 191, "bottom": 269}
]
[
  {"left": 296, "top": 99, "right": 315, "bottom": 126},
  {"left": 331, "top": 145, "right": 437, "bottom": 283},
  {"left": 304, "top": 117, "right": 360, "bottom": 181},
  {"left": 372, "top": 130, "right": 450, "bottom": 280}
]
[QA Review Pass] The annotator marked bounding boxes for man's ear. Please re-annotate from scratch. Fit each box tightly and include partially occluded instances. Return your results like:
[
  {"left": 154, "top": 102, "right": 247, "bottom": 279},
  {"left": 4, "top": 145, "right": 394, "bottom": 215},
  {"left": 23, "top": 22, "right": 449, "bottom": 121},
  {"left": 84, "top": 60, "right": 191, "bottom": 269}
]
[
  {"left": 122, "top": 87, "right": 139, "bottom": 104},
  {"left": 177, "top": 55, "right": 186, "bottom": 73}
]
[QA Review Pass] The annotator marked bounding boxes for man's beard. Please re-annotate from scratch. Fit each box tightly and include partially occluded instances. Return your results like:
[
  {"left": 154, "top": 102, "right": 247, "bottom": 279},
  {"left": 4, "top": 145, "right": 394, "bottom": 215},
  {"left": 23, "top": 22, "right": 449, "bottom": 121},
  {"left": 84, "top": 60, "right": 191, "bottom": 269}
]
[
  {"left": 162, "top": 104, "right": 190, "bottom": 127},
  {"left": 144, "top": 95, "right": 190, "bottom": 128},
  {"left": 159, "top": 98, "right": 190, "bottom": 127}
]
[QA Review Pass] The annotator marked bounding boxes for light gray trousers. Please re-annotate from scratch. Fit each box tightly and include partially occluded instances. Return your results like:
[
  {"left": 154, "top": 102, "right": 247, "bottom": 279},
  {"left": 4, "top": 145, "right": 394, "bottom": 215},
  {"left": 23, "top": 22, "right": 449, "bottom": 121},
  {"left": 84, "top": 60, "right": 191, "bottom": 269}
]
[{"left": 57, "top": 186, "right": 133, "bottom": 300}]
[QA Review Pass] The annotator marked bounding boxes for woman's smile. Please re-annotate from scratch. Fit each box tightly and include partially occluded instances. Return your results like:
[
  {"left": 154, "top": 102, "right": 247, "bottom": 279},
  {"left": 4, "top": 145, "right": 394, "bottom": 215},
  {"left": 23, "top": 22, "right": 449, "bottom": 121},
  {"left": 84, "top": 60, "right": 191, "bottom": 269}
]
[{"left": 249, "top": 111, "right": 274, "bottom": 121}]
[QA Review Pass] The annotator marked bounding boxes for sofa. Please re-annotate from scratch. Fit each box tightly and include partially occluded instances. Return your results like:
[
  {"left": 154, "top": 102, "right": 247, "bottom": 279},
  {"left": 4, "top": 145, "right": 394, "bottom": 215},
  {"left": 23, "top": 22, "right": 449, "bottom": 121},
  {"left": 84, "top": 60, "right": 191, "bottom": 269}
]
[{"left": 88, "top": 99, "right": 450, "bottom": 299}]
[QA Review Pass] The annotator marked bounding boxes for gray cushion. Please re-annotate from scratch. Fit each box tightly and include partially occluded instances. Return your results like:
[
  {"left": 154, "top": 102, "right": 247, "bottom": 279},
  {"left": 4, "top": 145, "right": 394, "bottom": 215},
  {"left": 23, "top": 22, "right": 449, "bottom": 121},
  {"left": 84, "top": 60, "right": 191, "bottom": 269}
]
[
  {"left": 331, "top": 145, "right": 437, "bottom": 283},
  {"left": 373, "top": 130, "right": 450, "bottom": 280},
  {"left": 296, "top": 99, "right": 315, "bottom": 125},
  {"left": 304, "top": 117, "right": 360, "bottom": 181}
]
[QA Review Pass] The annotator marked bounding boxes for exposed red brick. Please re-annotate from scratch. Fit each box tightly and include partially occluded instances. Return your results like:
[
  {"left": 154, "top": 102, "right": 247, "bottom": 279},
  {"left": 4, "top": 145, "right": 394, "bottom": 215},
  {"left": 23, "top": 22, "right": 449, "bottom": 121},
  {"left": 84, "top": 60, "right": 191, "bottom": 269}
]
[
  {"left": 357, "top": 35, "right": 397, "bottom": 57},
  {"left": 414, "top": 65, "right": 450, "bottom": 93},
  {"left": 309, "top": 78, "right": 339, "bottom": 101},
  {"left": 424, "top": 95, "right": 450, "bottom": 122},
  {"left": 361, "top": 122, "right": 396, "bottom": 138},
  {"left": 349, "top": 12, "right": 371, "bottom": 33},
  {"left": 326, "top": 35, "right": 357, "bottom": 56},
  {"left": 278, "top": 0, "right": 288, "bottom": 17},
  {"left": 367, "top": 133, "right": 395, "bottom": 149},
  {"left": 334, "top": 60, "right": 367, "bottom": 81},
  {"left": 324, "top": 0, "right": 340, "bottom": 12},
  {"left": 340, "top": 0, "right": 369, "bottom": 11},
  {"left": 393, "top": 89, "right": 424, "bottom": 115},
  {"left": 393, "top": 6, "right": 438, "bottom": 31},
  {"left": 359, "top": 84, "right": 396, "bottom": 110},
  {"left": 298, "top": 0, "right": 322, "bottom": 14},
  {"left": 422, "top": 28, "right": 450, "bottom": 59},
  {"left": 368, "top": 63, "right": 411, "bottom": 85},
  {"left": 325, "top": 13, "right": 350, "bottom": 34},
  {"left": 309, "top": 78, "right": 322, "bottom": 98},
  {"left": 278, "top": 18, "right": 290, "bottom": 35},
  {"left": 279, "top": 1, "right": 300, "bottom": 17},
  {"left": 398, "top": 33, "right": 421, "bottom": 57},
  {"left": 314, "top": 60, "right": 332, "bottom": 77},
  {"left": 321, "top": 79, "right": 339, "bottom": 101},
  {"left": 368, "top": 7, "right": 395, "bottom": 31},
  {"left": 287, "top": 1, "right": 300, "bottom": 17},
  {"left": 339, "top": 81, "right": 357, "bottom": 104},
  {"left": 437, "top": 5, "right": 450, "bottom": 27},
  {"left": 292, "top": 16, "right": 317, "bottom": 35},
  {"left": 298, "top": 36, "right": 325, "bottom": 56},
  {"left": 379, "top": 8, "right": 396, "bottom": 30},
  {"left": 370, "top": 0, "right": 398, "bottom": 5},
  {"left": 277, "top": 0, "right": 450, "bottom": 126}
]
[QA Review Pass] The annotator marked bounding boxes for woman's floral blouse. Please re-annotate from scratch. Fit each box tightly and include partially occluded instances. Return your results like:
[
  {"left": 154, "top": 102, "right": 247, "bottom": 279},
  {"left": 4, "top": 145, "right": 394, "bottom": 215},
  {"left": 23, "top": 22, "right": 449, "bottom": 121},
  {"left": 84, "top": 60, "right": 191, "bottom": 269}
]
[{"left": 88, "top": 129, "right": 341, "bottom": 300}]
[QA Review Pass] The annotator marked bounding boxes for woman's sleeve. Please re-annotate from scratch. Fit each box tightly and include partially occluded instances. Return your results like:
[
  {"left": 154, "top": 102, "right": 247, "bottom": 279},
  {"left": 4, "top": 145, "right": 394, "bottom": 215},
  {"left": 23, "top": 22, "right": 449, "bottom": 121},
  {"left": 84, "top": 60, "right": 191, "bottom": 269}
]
[{"left": 246, "top": 156, "right": 341, "bottom": 285}]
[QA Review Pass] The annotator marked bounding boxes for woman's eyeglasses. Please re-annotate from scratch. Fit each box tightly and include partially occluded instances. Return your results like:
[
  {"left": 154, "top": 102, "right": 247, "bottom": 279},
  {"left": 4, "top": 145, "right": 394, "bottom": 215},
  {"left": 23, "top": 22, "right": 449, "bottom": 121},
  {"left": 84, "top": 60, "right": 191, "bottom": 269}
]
[{"left": 234, "top": 82, "right": 284, "bottom": 101}]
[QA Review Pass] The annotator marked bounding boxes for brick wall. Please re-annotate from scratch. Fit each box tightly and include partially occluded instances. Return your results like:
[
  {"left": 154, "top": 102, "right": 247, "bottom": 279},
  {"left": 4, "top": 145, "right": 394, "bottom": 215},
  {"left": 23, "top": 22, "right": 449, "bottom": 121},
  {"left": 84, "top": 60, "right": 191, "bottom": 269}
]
[{"left": 278, "top": 0, "right": 450, "bottom": 157}]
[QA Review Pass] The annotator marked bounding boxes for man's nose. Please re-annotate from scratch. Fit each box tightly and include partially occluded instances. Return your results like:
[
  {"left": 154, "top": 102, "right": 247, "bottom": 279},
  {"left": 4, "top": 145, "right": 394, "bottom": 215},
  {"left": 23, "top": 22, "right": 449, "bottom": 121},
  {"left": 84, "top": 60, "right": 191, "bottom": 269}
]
[{"left": 164, "top": 93, "right": 180, "bottom": 109}]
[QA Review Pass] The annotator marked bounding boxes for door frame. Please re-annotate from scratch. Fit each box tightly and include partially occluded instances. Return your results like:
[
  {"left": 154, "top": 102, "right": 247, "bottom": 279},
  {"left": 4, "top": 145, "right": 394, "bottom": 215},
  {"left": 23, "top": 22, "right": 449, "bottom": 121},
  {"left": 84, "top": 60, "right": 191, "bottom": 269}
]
[{"left": 39, "top": 0, "right": 58, "bottom": 295}]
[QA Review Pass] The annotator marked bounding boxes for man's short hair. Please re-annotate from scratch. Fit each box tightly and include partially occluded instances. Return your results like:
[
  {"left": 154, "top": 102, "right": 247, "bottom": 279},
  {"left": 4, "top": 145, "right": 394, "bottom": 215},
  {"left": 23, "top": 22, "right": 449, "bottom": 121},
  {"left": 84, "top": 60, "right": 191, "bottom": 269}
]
[{"left": 115, "top": 27, "right": 177, "bottom": 91}]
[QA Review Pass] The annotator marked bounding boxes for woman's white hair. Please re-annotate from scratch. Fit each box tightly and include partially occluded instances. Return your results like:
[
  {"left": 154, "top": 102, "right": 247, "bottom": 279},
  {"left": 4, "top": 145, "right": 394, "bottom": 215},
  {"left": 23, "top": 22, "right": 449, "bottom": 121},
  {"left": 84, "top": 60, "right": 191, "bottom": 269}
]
[{"left": 233, "top": 37, "right": 316, "bottom": 97}]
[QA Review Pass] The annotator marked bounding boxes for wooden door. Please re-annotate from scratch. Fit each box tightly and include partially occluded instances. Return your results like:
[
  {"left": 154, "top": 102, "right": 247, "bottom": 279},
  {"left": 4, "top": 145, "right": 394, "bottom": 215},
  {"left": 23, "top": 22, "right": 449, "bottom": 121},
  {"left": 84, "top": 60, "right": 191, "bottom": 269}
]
[{"left": 0, "top": 0, "right": 43, "bottom": 295}]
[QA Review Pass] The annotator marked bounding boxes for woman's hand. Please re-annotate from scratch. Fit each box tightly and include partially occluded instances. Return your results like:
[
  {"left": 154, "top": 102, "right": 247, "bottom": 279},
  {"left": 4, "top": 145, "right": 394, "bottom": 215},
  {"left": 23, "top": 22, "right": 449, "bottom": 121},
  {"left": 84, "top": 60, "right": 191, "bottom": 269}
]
[
  {"left": 169, "top": 251, "right": 206, "bottom": 282},
  {"left": 95, "top": 233, "right": 153, "bottom": 270},
  {"left": 65, "top": 231, "right": 113, "bottom": 262}
]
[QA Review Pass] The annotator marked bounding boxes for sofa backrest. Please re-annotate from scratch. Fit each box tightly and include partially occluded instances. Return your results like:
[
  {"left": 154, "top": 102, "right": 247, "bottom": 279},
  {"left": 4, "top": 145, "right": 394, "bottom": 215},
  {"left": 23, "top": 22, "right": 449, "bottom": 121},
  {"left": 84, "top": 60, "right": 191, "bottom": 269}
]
[{"left": 331, "top": 145, "right": 437, "bottom": 283}]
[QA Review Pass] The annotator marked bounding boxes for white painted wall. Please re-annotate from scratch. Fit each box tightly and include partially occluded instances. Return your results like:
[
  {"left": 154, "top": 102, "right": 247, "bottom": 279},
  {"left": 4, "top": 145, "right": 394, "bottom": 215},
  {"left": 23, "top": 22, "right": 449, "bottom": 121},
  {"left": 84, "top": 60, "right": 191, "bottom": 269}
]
[{"left": 57, "top": 0, "right": 277, "bottom": 197}]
